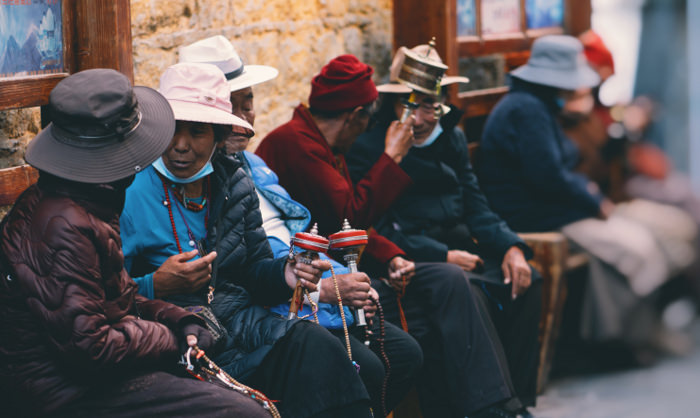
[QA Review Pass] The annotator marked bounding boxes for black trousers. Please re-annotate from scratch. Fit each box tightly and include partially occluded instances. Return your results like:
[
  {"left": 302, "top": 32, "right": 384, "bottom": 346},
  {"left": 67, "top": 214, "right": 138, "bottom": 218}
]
[
  {"left": 246, "top": 320, "right": 373, "bottom": 418},
  {"left": 371, "top": 262, "right": 512, "bottom": 418},
  {"left": 49, "top": 370, "right": 271, "bottom": 418},
  {"left": 469, "top": 277, "right": 542, "bottom": 407},
  {"left": 330, "top": 315, "right": 423, "bottom": 416}
]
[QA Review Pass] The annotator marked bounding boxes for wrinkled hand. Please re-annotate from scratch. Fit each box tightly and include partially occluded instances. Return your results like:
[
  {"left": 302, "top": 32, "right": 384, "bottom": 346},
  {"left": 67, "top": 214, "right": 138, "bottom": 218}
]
[
  {"left": 362, "top": 287, "right": 379, "bottom": 323},
  {"left": 502, "top": 246, "right": 532, "bottom": 300},
  {"left": 447, "top": 249, "right": 483, "bottom": 272},
  {"left": 320, "top": 272, "right": 371, "bottom": 308},
  {"left": 387, "top": 256, "right": 415, "bottom": 291},
  {"left": 153, "top": 250, "right": 217, "bottom": 298},
  {"left": 180, "top": 322, "right": 214, "bottom": 353},
  {"left": 285, "top": 256, "right": 331, "bottom": 292},
  {"left": 384, "top": 116, "right": 415, "bottom": 164}
]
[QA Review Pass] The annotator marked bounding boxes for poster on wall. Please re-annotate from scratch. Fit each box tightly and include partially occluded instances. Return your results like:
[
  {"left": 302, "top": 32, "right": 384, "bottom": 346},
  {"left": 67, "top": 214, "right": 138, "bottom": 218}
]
[
  {"left": 526, "top": 0, "right": 564, "bottom": 29},
  {"left": 481, "top": 0, "right": 521, "bottom": 35},
  {"left": 0, "top": 0, "right": 63, "bottom": 79},
  {"left": 457, "top": 0, "right": 477, "bottom": 37}
]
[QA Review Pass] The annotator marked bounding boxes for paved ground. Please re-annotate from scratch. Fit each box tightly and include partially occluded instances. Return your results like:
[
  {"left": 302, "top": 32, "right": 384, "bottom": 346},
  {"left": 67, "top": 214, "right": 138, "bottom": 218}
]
[{"left": 531, "top": 322, "right": 700, "bottom": 418}]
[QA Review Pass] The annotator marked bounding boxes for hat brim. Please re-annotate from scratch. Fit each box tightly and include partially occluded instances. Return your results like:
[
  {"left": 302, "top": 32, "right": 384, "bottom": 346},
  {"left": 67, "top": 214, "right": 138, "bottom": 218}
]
[
  {"left": 510, "top": 63, "right": 600, "bottom": 90},
  {"left": 168, "top": 100, "right": 254, "bottom": 136},
  {"left": 377, "top": 75, "right": 470, "bottom": 94},
  {"left": 25, "top": 86, "right": 175, "bottom": 184},
  {"left": 227, "top": 65, "right": 279, "bottom": 92}
]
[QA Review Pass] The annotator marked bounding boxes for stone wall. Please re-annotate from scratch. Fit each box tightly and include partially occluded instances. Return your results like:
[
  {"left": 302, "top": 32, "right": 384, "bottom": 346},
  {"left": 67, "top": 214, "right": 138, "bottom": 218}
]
[
  {"left": 0, "top": 0, "right": 394, "bottom": 168},
  {"left": 131, "top": 0, "right": 394, "bottom": 149}
]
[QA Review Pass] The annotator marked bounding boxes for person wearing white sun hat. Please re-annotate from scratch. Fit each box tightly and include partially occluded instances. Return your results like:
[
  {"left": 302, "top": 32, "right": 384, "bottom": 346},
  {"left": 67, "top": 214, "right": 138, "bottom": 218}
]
[
  {"left": 179, "top": 35, "right": 279, "bottom": 153},
  {"left": 120, "top": 62, "right": 373, "bottom": 417},
  {"left": 180, "top": 36, "right": 423, "bottom": 417}
]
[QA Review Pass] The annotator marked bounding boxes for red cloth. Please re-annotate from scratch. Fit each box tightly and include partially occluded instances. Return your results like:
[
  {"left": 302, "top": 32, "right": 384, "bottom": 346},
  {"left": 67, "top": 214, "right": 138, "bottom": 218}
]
[
  {"left": 580, "top": 30, "right": 615, "bottom": 74},
  {"left": 257, "top": 104, "right": 411, "bottom": 264},
  {"left": 308, "top": 55, "right": 378, "bottom": 112}
]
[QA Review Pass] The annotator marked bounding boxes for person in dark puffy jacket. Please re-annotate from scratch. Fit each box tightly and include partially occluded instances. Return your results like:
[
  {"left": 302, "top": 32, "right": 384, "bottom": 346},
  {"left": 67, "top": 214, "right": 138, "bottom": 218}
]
[
  {"left": 121, "top": 62, "right": 372, "bottom": 418},
  {"left": 0, "top": 69, "right": 270, "bottom": 417}
]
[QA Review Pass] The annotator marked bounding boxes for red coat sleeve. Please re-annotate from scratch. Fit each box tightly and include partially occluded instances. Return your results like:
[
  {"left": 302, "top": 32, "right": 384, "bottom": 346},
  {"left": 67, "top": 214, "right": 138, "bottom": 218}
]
[{"left": 257, "top": 118, "right": 412, "bottom": 236}]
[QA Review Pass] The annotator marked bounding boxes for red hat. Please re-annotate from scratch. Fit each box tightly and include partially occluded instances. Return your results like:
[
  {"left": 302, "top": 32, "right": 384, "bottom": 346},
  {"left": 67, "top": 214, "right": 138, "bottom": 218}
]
[
  {"left": 309, "top": 54, "right": 378, "bottom": 112},
  {"left": 580, "top": 30, "right": 615, "bottom": 75}
]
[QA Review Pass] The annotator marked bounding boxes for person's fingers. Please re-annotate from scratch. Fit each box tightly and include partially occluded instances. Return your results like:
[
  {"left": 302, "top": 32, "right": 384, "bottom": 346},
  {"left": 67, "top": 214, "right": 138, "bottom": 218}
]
[
  {"left": 310, "top": 259, "right": 331, "bottom": 271},
  {"left": 177, "top": 249, "right": 200, "bottom": 262},
  {"left": 502, "top": 261, "right": 513, "bottom": 285},
  {"left": 298, "top": 279, "right": 318, "bottom": 292},
  {"left": 187, "top": 334, "right": 198, "bottom": 347}
]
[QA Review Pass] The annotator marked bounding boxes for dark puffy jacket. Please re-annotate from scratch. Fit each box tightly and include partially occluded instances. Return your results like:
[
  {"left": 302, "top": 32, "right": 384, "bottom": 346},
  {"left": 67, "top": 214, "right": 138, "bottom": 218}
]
[
  {"left": 123, "top": 152, "right": 295, "bottom": 380},
  {"left": 0, "top": 177, "right": 196, "bottom": 416},
  {"left": 348, "top": 105, "right": 530, "bottom": 268},
  {"left": 207, "top": 153, "right": 295, "bottom": 379}
]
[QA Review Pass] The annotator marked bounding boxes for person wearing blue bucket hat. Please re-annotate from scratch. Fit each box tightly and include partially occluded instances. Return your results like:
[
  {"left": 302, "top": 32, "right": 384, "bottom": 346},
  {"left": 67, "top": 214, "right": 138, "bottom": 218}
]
[
  {"left": 479, "top": 35, "right": 680, "bottom": 353},
  {"left": 479, "top": 34, "right": 603, "bottom": 232}
]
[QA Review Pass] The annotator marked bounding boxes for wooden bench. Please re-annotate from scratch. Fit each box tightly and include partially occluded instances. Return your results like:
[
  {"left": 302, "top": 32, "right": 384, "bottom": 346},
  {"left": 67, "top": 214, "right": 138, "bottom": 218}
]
[{"left": 0, "top": 164, "right": 39, "bottom": 212}]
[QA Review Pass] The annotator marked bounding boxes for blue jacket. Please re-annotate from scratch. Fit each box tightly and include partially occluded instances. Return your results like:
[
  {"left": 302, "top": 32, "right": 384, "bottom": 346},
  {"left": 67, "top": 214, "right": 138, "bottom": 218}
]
[
  {"left": 242, "top": 151, "right": 354, "bottom": 328},
  {"left": 478, "top": 79, "right": 603, "bottom": 232}
]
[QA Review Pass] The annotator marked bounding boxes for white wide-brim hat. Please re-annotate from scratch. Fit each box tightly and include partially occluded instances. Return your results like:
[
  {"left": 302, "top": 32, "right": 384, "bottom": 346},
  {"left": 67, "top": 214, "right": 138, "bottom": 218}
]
[
  {"left": 159, "top": 62, "right": 254, "bottom": 136},
  {"left": 179, "top": 35, "right": 279, "bottom": 93},
  {"left": 376, "top": 44, "right": 470, "bottom": 94},
  {"left": 510, "top": 35, "right": 600, "bottom": 91}
]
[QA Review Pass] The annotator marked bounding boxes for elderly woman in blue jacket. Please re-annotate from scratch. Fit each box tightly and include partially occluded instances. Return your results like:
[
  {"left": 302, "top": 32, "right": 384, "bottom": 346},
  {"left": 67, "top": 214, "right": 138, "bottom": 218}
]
[
  {"left": 120, "top": 62, "right": 377, "bottom": 418},
  {"left": 175, "top": 35, "right": 422, "bottom": 417}
]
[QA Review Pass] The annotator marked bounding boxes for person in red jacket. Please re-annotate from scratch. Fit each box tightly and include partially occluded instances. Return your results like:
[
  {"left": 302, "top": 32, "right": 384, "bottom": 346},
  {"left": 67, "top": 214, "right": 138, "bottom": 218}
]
[
  {"left": 0, "top": 69, "right": 269, "bottom": 417},
  {"left": 257, "top": 55, "right": 530, "bottom": 418}
]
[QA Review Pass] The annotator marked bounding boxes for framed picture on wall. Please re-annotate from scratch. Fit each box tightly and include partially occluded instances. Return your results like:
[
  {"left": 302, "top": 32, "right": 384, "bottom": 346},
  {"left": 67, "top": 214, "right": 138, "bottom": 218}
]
[
  {"left": 0, "top": 0, "right": 75, "bottom": 110},
  {"left": 0, "top": 0, "right": 133, "bottom": 112}
]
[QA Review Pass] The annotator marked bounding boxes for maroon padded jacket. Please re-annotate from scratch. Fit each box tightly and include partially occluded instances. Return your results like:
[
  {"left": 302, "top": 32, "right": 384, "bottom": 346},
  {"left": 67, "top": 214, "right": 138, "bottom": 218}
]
[{"left": 0, "top": 179, "right": 198, "bottom": 415}]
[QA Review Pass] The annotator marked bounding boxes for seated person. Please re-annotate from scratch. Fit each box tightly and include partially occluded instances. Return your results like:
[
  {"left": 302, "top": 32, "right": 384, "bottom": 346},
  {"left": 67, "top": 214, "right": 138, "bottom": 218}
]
[
  {"left": 478, "top": 35, "right": 680, "bottom": 347},
  {"left": 346, "top": 43, "right": 543, "bottom": 413},
  {"left": 0, "top": 69, "right": 269, "bottom": 417},
  {"left": 120, "top": 62, "right": 372, "bottom": 418},
  {"left": 177, "top": 35, "right": 423, "bottom": 416},
  {"left": 258, "top": 54, "right": 532, "bottom": 418}
]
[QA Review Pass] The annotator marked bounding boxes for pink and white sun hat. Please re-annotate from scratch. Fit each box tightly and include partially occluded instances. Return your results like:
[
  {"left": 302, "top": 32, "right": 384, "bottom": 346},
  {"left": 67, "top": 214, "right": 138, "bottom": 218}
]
[
  {"left": 179, "top": 35, "right": 279, "bottom": 93},
  {"left": 158, "top": 62, "right": 254, "bottom": 136}
]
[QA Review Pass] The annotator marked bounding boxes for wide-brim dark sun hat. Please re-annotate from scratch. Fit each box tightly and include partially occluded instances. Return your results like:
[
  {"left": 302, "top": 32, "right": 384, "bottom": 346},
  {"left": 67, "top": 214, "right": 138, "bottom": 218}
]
[
  {"left": 510, "top": 35, "right": 600, "bottom": 91},
  {"left": 25, "top": 69, "right": 175, "bottom": 184}
]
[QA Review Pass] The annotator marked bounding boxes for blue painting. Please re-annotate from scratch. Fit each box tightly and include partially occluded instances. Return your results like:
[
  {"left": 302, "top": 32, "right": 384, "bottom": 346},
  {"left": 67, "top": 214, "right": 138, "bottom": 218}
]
[
  {"left": 0, "top": 0, "right": 63, "bottom": 79},
  {"left": 526, "top": 0, "right": 564, "bottom": 29},
  {"left": 457, "top": 0, "right": 477, "bottom": 37}
]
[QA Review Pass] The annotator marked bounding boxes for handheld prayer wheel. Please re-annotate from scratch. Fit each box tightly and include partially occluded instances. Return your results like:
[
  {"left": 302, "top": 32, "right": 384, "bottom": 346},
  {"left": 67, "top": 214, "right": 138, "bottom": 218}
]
[
  {"left": 396, "top": 37, "right": 447, "bottom": 123},
  {"left": 288, "top": 223, "right": 329, "bottom": 320},
  {"left": 329, "top": 219, "right": 369, "bottom": 336}
]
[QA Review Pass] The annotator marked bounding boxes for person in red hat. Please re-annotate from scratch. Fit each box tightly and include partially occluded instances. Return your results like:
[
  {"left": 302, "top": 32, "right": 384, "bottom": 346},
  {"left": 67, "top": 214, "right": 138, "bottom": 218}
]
[{"left": 258, "top": 55, "right": 529, "bottom": 418}]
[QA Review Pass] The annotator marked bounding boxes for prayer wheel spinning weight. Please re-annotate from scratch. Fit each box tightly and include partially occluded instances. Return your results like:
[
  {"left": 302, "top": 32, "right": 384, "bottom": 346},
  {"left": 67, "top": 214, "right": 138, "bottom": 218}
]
[
  {"left": 288, "top": 223, "right": 329, "bottom": 320},
  {"left": 329, "top": 219, "right": 369, "bottom": 340}
]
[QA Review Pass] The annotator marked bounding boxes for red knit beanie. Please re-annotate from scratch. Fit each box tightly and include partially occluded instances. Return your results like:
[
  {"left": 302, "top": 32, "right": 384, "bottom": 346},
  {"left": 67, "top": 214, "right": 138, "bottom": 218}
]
[{"left": 308, "top": 54, "right": 378, "bottom": 112}]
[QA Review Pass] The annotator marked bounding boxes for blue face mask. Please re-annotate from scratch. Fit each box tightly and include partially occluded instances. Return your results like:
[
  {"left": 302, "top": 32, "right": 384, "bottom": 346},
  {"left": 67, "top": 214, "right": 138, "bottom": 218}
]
[
  {"left": 413, "top": 123, "right": 443, "bottom": 148},
  {"left": 555, "top": 96, "right": 567, "bottom": 110},
  {"left": 152, "top": 156, "right": 214, "bottom": 184}
]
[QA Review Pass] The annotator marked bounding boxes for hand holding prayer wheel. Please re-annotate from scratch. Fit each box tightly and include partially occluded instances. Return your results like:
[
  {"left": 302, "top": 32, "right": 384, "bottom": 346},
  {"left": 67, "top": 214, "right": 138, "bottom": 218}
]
[{"left": 287, "top": 223, "right": 329, "bottom": 320}]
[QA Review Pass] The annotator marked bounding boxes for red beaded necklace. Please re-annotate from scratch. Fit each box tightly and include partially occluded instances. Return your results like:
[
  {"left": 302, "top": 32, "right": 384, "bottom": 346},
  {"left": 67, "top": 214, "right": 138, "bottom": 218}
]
[{"left": 160, "top": 175, "right": 210, "bottom": 254}]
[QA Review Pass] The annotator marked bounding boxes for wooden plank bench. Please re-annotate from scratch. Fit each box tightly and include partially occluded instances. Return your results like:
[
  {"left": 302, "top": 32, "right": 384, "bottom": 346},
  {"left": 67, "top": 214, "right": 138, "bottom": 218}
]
[{"left": 0, "top": 164, "right": 39, "bottom": 212}]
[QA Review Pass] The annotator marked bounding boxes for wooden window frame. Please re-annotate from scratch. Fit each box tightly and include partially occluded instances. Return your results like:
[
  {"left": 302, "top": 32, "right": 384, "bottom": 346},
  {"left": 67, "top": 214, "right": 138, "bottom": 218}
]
[
  {"left": 393, "top": 0, "right": 591, "bottom": 118},
  {"left": 0, "top": 0, "right": 133, "bottom": 111}
]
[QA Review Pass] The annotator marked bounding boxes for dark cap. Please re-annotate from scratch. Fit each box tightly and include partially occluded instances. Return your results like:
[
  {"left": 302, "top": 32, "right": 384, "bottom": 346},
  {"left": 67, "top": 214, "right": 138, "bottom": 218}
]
[{"left": 25, "top": 68, "right": 174, "bottom": 183}]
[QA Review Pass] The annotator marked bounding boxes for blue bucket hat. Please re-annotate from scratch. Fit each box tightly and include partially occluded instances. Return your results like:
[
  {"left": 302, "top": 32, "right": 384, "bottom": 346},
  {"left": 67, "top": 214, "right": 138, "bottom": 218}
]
[{"left": 511, "top": 35, "right": 600, "bottom": 91}]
